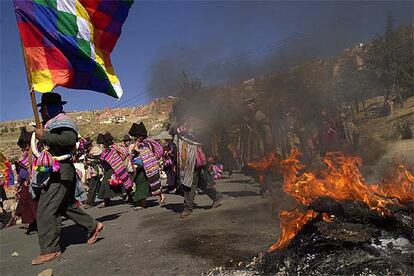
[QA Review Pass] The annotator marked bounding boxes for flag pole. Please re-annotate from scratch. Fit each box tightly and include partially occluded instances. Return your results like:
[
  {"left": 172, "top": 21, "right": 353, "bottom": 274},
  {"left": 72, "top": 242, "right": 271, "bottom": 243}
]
[
  {"left": 16, "top": 45, "right": 41, "bottom": 174},
  {"left": 19, "top": 41, "right": 41, "bottom": 129},
  {"left": 30, "top": 89, "right": 41, "bottom": 128},
  {"left": 17, "top": 43, "right": 42, "bottom": 174}
]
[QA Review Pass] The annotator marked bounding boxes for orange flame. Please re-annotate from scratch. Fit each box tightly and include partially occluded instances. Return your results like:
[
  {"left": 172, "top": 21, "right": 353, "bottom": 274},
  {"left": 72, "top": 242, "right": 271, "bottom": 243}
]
[
  {"left": 263, "top": 149, "right": 414, "bottom": 252},
  {"left": 268, "top": 209, "right": 318, "bottom": 252},
  {"left": 378, "top": 164, "right": 414, "bottom": 202},
  {"left": 248, "top": 152, "right": 280, "bottom": 184}
]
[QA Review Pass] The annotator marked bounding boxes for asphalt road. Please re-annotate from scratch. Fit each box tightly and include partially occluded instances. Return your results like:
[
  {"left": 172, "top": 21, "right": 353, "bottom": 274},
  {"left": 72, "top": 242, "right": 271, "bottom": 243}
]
[{"left": 0, "top": 173, "right": 279, "bottom": 275}]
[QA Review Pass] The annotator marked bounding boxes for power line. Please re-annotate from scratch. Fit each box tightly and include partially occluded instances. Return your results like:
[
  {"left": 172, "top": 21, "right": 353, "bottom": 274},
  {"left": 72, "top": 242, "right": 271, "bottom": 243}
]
[
  {"left": 113, "top": 17, "right": 353, "bottom": 108},
  {"left": 112, "top": 34, "right": 301, "bottom": 108}
]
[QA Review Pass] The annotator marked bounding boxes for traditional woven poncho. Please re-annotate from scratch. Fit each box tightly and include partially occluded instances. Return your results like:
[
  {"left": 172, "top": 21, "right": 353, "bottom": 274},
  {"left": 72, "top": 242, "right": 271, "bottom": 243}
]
[
  {"left": 135, "top": 138, "right": 163, "bottom": 196},
  {"left": 19, "top": 151, "right": 29, "bottom": 170},
  {"left": 34, "top": 113, "right": 78, "bottom": 172},
  {"left": 178, "top": 136, "right": 197, "bottom": 188},
  {"left": 18, "top": 151, "right": 30, "bottom": 181},
  {"left": 44, "top": 113, "right": 79, "bottom": 134},
  {"left": 114, "top": 144, "right": 134, "bottom": 173},
  {"left": 101, "top": 145, "right": 133, "bottom": 190}
]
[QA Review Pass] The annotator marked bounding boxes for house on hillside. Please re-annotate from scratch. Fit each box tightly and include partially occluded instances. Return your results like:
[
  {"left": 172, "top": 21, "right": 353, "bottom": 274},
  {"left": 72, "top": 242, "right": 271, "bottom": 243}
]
[{"left": 112, "top": 115, "right": 127, "bottom": 123}]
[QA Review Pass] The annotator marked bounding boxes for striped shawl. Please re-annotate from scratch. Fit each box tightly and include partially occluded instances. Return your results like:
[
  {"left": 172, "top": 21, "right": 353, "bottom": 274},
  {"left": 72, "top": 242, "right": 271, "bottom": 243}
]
[
  {"left": 136, "top": 139, "right": 162, "bottom": 196},
  {"left": 101, "top": 145, "right": 133, "bottom": 189}
]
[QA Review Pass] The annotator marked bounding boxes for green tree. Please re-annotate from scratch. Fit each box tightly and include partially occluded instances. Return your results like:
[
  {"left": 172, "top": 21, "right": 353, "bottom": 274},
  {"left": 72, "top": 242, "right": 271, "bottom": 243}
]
[{"left": 366, "top": 12, "right": 413, "bottom": 103}]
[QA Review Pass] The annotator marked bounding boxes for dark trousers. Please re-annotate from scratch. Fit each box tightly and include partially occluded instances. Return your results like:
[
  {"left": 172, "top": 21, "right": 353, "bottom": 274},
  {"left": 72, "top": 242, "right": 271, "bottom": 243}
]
[
  {"left": 37, "top": 179, "right": 97, "bottom": 254},
  {"left": 86, "top": 176, "right": 100, "bottom": 204},
  {"left": 183, "top": 167, "right": 222, "bottom": 212}
]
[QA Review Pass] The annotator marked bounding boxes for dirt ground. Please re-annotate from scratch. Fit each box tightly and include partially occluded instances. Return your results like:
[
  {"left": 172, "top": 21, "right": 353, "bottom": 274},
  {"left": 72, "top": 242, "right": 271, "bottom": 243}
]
[{"left": 0, "top": 173, "right": 279, "bottom": 276}]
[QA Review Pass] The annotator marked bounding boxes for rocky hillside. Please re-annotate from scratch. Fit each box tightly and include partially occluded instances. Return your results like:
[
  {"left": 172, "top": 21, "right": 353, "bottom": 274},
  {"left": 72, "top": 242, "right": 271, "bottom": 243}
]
[{"left": 0, "top": 97, "right": 176, "bottom": 161}]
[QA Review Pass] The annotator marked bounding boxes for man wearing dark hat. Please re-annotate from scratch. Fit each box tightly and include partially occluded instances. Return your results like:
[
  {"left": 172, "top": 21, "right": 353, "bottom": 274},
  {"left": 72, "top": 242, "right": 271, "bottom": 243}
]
[{"left": 32, "top": 93, "right": 103, "bottom": 265}]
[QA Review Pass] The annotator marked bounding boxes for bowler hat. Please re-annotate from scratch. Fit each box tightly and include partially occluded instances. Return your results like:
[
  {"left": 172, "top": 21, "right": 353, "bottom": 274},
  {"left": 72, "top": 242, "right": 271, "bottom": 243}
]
[
  {"left": 97, "top": 132, "right": 114, "bottom": 146},
  {"left": 128, "top": 122, "right": 148, "bottom": 138},
  {"left": 104, "top": 132, "right": 113, "bottom": 141},
  {"left": 37, "top": 92, "right": 67, "bottom": 107},
  {"left": 122, "top": 135, "right": 131, "bottom": 142},
  {"left": 17, "top": 127, "right": 32, "bottom": 147}
]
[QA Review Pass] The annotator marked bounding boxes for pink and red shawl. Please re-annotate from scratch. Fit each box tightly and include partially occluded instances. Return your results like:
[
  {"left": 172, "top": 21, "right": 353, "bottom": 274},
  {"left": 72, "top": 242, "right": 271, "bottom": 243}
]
[
  {"left": 19, "top": 151, "right": 29, "bottom": 170},
  {"left": 101, "top": 145, "right": 133, "bottom": 190}
]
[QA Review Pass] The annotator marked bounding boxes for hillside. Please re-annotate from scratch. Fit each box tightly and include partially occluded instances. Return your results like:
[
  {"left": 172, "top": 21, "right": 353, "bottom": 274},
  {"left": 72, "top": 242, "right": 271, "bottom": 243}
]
[{"left": 0, "top": 97, "right": 176, "bottom": 160}]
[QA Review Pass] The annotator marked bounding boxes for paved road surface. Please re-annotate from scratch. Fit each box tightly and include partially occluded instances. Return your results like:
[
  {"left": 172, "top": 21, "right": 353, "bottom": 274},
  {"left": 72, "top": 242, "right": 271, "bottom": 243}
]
[{"left": 1, "top": 173, "right": 279, "bottom": 275}]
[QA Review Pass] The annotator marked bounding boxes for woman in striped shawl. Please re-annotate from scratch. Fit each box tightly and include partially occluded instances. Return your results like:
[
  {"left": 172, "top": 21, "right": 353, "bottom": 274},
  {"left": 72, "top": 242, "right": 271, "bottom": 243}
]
[
  {"left": 15, "top": 128, "right": 38, "bottom": 234},
  {"left": 128, "top": 122, "right": 166, "bottom": 209},
  {"left": 97, "top": 132, "right": 133, "bottom": 208}
]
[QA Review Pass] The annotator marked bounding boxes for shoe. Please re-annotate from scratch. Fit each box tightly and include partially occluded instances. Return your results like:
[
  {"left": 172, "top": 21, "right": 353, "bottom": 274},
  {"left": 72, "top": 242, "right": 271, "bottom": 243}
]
[
  {"left": 83, "top": 204, "right": 92, "bottom": 209},
  {"left": 179, "top": 210, "right": 192, "bottom": 219},
  {"left": 87, "top": 222, "right": 104, "bottom": 245},
  {"left": 211, "top": 197, "right": 224, "bottom": 209},
  {"left": 32, "top": 252, "right": 61, "bottom": 266},
  {"left": 24, "top": 222, "right": 37, "bottom": 235},
  {"left": 25, "top": 229, "right": 37, "bottom": 235}
]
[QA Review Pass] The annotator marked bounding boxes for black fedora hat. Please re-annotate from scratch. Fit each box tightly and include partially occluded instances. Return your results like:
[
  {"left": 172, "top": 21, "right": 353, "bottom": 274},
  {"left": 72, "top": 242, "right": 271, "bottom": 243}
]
[
  {"left": 128, "top": 122, "right": 148, "bottom": 138},
  {"left": 103, "top": 131, "right": 114, "bottom": 146},
  {"left": 97, "top": 132, "right": 114, "bottom": 146},
  {"left": 37, "top": 92, "right": 67, "bottom": 107},
  {"left": 17, "top": 127, "right": 32, "bottom": 147},
  {"left": 104, "top": 131, "right": 114, "bottom": 141}
]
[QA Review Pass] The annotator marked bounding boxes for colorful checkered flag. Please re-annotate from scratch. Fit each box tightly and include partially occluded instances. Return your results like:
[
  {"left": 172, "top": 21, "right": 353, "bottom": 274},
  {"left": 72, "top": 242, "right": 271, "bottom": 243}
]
[{"left": 13, "top": 0, "right": 133, "bottom": 98}]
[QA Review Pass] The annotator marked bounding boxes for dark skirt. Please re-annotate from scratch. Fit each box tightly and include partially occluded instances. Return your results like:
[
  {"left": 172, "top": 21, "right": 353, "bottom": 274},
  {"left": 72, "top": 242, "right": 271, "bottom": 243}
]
[
  {"left": 15, "top": 183, "right": 37, "bottom": 224},
  {"left": 165, "top": 166, "right": 177, "bottom": 190},
  {"left": 86, "top": 176, "right": 101, "bottom": 204},
  {"left": 133, "top": 168, "right": 150, "bottom": 203},
  {"left": 98, "top": 169, "right": 124, "bottom": 199}
]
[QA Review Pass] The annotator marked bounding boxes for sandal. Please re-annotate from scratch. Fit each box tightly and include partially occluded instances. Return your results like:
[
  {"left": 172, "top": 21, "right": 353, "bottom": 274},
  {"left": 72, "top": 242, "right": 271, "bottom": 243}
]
[
  {"left": 87, "top": 222, "right": 104, "bottom": 245},
  {"left": 32, "top": 252, "right": 61, "bottom": 266}
]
